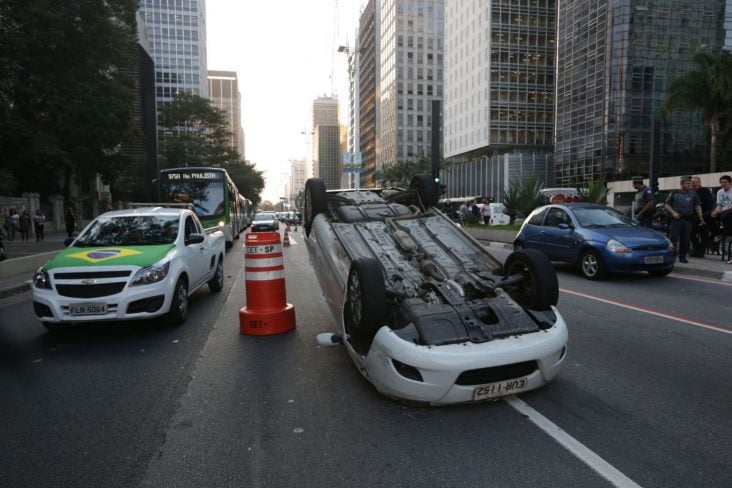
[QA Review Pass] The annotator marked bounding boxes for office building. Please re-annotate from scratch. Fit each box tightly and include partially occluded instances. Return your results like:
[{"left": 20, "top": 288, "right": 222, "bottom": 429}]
[
  {"left": 555, "top": 0, "right": 726, "bottom": 185},
  {"left": 378, "top": 0, "right": 445, "bottom": 170},
  {"left": 288, "top": 159, "right": 307, "bottom": 202},
  {"left": 138, "top": 0, "right": 209, "bottom": 108},
  {"left": 442, "top": 0, "right": 557, "bottom": 200},
  {"left": 312, "top": 96, "right": 342, "bottom": 189},
  {"left": 356, "top": 0, "right": 381, "bottom": 187},
  {"left": 208, "top": 70, "right": 245, "bottom": 157}
]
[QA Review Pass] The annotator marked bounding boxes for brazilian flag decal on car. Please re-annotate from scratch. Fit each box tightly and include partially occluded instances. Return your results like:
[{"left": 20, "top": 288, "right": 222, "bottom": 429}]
[{"left": 45, "top": 245, "right": 175, "bottom": 270}]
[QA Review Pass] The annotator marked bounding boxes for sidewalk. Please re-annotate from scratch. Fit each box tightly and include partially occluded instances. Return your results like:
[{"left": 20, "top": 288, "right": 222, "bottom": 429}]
[{"left": 1, "top": 231, "right": 730, "bottom": 300}]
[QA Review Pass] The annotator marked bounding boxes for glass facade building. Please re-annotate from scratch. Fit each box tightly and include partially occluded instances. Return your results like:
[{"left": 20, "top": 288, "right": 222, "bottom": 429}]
[
  {"left": 208, "top": 71, "right": 244, "bottom": 157},
  {"left": 379, "top": 0, "right": 445, "bottom": 169},
  {"left": 555, "top": 0, "right": 726, "bottom": 185},
  {"left": 138, "top": 0, "right": 208, "bottom": 108},
  {"left": 312, "top": 96, "right": 342, "bottom": 189}
]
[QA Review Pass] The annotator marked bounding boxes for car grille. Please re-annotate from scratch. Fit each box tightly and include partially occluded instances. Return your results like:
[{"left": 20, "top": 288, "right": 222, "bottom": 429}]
[
  {"left": 455, "top": 361, "right": 537, "bottom": 385},
  {"left": 54, "top": 271, "right": 131, "bottom": 279},
  {"left": 55, "top": 283, "right": 126, "bottom": 298},
  {"left": 631, "top": 244, "right": 668, "bottom": 251}
]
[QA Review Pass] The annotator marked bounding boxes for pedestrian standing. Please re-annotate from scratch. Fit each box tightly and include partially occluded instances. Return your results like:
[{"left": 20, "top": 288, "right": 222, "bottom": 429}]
[
  {"left": 691, "top": 176, "right": 713, "bottom": 257},
  {"left": 18, "top": 210, "right": 31, "bottom": 242},
  {"left": 64, "top": 207, "right": 76, "bottom": 238},
  {"left": 6, "top": 209, "right": 19, "bottom": 241},
  {"left": 631, "top": 176, "right": 655, "bottom": 228},
  {"left": 665, "top": 175, "right": 704, "bottom": 263},
  {"left": 33, "top": 209, "right": 46, "bottom": 242}
]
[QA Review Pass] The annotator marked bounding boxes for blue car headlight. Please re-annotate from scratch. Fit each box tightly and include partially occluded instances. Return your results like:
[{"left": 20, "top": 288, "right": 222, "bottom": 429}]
[
  {"left": 131, "top": 261, "right": 170, "bottom": 286},
  {"left": 33, "top": 267, "right": 52, "bottom": 289},
  {"left": 606, "top": 238, "right": 631, "bottom": 254}
]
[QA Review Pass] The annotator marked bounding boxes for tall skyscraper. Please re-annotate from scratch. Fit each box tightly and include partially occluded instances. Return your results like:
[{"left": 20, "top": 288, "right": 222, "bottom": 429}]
[
  {"left": 442, "top": 0, "right": 556, "bottom": 199},
  {"left": 288, "top": 159, "right": 307, "bottom": 202},
  {"left": 555, "top": 0, "right": 726, "bottom": 185},
  {"left": 379, "top": 0, "right": 445, "bottom": 169},
  {"left": 208, "top": 70, "right": 244, "bottom": 157},
  {"left": 312, "top": 96, "right": 342, "bottom": 189},
  {"left": 138, "top": 0, "right": 209, "bottom": 109},
  {"left": 725, "top": 0, "right": 732, "bottom": 50},
  {"left": 357, "top": 0, "right": 381, "bottom": 187}
]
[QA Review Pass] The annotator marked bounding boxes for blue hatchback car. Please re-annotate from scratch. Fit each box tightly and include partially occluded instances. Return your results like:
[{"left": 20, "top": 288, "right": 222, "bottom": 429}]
[{"left": 514, "top": 203, "right": 675, "bottom": 280}]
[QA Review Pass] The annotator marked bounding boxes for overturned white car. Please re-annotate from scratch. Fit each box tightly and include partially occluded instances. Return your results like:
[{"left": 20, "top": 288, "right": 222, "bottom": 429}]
[{"left": 305, "top": 175, "right": 568, "bottom": 406}]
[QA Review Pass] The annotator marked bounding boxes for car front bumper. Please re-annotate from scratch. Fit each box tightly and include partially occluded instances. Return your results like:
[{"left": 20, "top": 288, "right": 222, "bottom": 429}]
[
  {"left": 361, "top": 307, "right": 569, "bottom": 405},
  {"left": 601, "top": 250, "right": 675, "bottom": 273}
]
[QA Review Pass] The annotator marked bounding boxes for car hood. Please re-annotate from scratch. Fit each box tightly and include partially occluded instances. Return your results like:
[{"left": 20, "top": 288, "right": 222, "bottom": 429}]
[
  {"left": 45, "top": 244, "right": 175, "bottom": 270},
  {"left": 585, "top": 226, "right": 668, "bottom": 246}
]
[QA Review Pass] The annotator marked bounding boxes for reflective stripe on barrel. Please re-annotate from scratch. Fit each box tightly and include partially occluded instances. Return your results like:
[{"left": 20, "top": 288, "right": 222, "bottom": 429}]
[{"left": 245, "top": 243, "right": 284, "bottom": 281}]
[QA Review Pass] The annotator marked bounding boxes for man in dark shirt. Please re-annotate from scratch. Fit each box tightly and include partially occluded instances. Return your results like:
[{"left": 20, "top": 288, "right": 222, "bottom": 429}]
[
  {"left": 691, "top": 176, "right": 713, "bottom": 257},
  {"left": 632, "top": 176, "right": 655, "bottom": 228},
  {"left": 665, "top": 176, "right": 704, "bottom": 263}
]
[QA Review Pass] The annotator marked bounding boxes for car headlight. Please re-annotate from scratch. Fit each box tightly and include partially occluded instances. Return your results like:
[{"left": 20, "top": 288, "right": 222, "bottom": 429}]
[
  {"left": 33, "top": 267, "right": 52, "bottom": 289},
  {"left": 130, "top": 261, "right": 170, "bottom": 286},
  {"left": 606, "top": 238, "right": 631, "bottom": 253},
  {"left": 218, "top": 220, "right": 225, "bottom": 228}
]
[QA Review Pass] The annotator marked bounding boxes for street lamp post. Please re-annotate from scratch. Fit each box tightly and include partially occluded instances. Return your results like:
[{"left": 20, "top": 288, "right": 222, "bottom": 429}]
[{"left": 338, "top": 43, "right": 361, "bottom": 190}]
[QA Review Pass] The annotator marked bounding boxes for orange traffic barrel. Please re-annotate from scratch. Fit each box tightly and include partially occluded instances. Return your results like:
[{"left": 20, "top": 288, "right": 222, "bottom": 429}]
[
  {"left": 283, "top": 228, "right": 291, "bottom": 247},
  {"left": 239, "top": 231, "right": 296, "bottom": 335}
]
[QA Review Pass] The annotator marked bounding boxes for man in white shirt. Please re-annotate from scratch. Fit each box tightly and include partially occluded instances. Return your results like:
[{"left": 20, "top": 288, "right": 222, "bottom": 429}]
[{"left": 711, "top": 175, "right": 732, "bottom": 252}]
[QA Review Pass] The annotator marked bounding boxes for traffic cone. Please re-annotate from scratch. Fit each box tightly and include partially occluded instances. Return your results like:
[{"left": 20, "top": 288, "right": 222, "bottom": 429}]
[
  {"left": 283, "top": 228, "right": 290, "bottom": 247},
  {"left": 239, "top": 232, "right": 295, "bottom": 335}
]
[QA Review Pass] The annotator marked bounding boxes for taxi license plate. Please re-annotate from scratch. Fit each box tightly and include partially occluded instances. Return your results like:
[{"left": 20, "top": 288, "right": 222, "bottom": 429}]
[
  {"left": 644, "top": 255, "right": 664, "bottom": 264},
  {"left": 473, "top": 378, "right": 528, "bottom": 401},
  {"left": 69, "top": 303, "right": 107, "bottom": 316}
]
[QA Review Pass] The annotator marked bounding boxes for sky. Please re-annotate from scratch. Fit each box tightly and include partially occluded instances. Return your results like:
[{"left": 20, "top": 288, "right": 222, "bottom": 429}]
[{"left": 206, "top": 0, "right": 365, "bottom": 203}]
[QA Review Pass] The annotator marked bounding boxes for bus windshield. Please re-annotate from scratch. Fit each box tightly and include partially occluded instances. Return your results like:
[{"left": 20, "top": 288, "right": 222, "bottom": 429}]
[{"left": 160, "top": 178, "right": 225, "bottom": 220}]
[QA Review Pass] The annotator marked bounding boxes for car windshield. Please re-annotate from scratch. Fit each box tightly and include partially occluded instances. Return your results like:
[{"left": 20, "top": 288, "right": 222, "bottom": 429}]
[
  {"left": 573, "top": 207, "right": 633, "bottom": 228},
  {"left": 254, "top": 213, "right": 275, "bottom": 221},
  {"left": 74, "top": 216, "right": 179, "bottom": 247}
]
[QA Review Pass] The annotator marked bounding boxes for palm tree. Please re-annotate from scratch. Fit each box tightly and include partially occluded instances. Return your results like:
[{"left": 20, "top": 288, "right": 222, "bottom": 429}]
[{"left": 662, "top": 51, "right": 732, "bottom": 173}]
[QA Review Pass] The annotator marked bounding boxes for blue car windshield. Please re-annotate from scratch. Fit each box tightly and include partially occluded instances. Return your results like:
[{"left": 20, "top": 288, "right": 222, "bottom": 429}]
[{"left": 573, "top": 207, "right": 633, "bottom": 228}]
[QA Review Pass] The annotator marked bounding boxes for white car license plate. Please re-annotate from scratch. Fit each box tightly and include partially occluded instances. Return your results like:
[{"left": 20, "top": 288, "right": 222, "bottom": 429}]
[
  {"left": 69, "top": 303, "right": 107, "bottom": 316},
  {"left": 473, "top": 378, "right": 528, "bottom": 401},
  {"left": 644, "top": 255, "right": 664, "bottom": 264}
]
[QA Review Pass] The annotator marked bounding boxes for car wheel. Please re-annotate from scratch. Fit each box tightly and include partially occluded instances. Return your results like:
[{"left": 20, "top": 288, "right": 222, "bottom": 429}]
[
  {"left": 208, "top": 258, "right": 224, "bottom": 292},
  {"left": 502, "top": 249, "right": 558, "bottom": 311},
  {"left": 345, "top": 257, "right": 387, "bottom": 354},
  {"left": 304, "top": 178, "right": 327, "bottom": 237},
  {"left": 166, "top": 277, "right": 189, "bottom": 326},
  {"left": 410, "top": 174, "right": 439, "bottom": 209},
  {"left": 579, "top": 249, "right": 607, "bottom": 280},
  {"left": 648, "top": 266, "right": 673, "bottom": 277}
]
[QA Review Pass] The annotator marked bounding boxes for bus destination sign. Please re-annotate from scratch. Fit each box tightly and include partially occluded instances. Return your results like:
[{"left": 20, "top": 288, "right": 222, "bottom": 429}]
[{"left": 164, "top": 171, "right": 223, "bottom": 180}]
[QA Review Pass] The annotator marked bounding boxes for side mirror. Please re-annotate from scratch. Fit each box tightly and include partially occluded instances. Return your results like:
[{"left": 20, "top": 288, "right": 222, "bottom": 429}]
[
  {"left": 64, "top": 238, "right": 74, "bottom": 247},
  {"left": 558, "top": 223, "right": 572, "bottom": 230},
  {"left": 185, "top": 233, "right": 205, "bottom": 245}
]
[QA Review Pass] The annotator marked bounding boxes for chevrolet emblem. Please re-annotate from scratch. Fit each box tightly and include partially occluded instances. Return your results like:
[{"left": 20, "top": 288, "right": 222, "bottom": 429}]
[{"left": 81, "top": 279, "right": 97, "bottom": 285}]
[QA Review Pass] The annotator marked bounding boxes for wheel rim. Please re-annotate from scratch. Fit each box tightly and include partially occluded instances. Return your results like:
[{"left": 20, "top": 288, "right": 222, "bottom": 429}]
[
  {"left": 177, "top": 282, "right": 188, "bottom": 317},
  {"left": 347, "top": 271, "right": 362, "bottom": 327},
  {"left": 216, "top": 261, "right": 223, "bottom": 288},
  {"left": 582, "top": 254, "right": 598, "bottom": 277}
]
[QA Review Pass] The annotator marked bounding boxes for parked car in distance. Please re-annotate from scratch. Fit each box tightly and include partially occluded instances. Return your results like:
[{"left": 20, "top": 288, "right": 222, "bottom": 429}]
[
  {"left": 514, "top": 203, "right": 675, "bottom": 280},
  {"left": 250, "top": 212, "right": 279, "bottom": 232},
  {"left": 32, "top": 206, "right": 226, "bottom": 329}
]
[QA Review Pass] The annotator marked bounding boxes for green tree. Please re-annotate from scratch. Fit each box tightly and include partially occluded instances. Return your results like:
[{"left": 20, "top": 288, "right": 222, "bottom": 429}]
[
  {"left": 575, "top": 173, "right": 608, "bottom": 204},
  {"left": 374, "top": 154, "right": 450, "bottom": 187},
  {"left": 502, "top": 174, "right": 544, "bottom": 223},
  {"left": 662, "top": 51, "right": 732, "bottom": 173},
  {"left": 159, "top": 92, "right": 265, "bottom": 205},
  {"left": 0, "top": 0, "right": 139, "bottom": 201}
]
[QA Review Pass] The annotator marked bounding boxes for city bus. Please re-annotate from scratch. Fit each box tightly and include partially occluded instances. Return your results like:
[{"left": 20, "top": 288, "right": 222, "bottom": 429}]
[{"left": 159, "top": 167, "right": 251, "bottom": 248}]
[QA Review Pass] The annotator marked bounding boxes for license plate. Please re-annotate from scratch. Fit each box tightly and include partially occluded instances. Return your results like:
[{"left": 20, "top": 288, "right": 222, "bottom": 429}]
[
  {"left": 473, "top": 378, "right": 528, "bottom": 401},
  {"left": 69, "top": 303, "right": 107, "bottom": 316},
  {"left": 644, "top": 255, "right": 664, "bottom": 264}
]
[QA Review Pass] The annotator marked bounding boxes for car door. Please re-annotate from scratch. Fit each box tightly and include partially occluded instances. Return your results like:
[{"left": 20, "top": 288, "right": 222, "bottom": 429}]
[
  {"left": 539, "top": 207, "right": 575, "bottom": 261},
  {"left": 183, "top": 215, "right": 209, "bottom": 288}
]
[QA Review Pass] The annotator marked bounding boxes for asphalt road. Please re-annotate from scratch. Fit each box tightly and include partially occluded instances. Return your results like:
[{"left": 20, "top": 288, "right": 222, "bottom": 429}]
[{"left": 1, "top": 229, "right": 730, "bottom": 488}]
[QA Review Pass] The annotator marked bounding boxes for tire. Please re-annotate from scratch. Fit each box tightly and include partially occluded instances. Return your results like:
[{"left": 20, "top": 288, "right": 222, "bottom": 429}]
[
  {"left": 166, "top": 276, "right": 189, "bottom": 326},
  {"left": 345, "top": 257, "right": 387, "bottom": 354},
  {"left": 304, "top": 178, "right": 327, "bottom": 237},
  {"left": 208, "top": 258, "right": 224, "bottom": 292},
  {"left": 410, "top": 174, "right": 439, "bottom": 209},
  {"left": 579, "top": 249, "right": 607, "bottom": 280},
  {"left": 225, "top": 240, "right": 233, "bottom": 249},
  {"left": 502, "top": 249, "right": 559, "bottom": 311},
  {"left": 648, "top": 266, "right": 673, "bottom": 277}
]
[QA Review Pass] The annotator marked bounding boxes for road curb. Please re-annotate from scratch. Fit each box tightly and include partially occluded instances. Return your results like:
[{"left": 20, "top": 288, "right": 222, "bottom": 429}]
[{"left": 0, "top": 281, "right": 31, "bottom": 300}]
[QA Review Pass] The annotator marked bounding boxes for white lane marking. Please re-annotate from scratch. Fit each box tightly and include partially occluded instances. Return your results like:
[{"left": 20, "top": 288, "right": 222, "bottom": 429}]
[
  {"left": 505, "top": 397, "right": 643, "bottom": 488},
  {"left": 561, "top": 288, "right": 732, "bottom": 335},
  {"left": 285, "top": 234, "right": 297, "bottom": 245},
  {"left": 672, "top": 273, "right": 732, "bottom": 286}
]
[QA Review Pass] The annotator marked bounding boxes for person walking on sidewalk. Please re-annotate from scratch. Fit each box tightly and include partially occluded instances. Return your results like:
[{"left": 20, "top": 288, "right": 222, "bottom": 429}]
[
  {"left": 33, "top": 209, "right": 45, "bottom": 242},
  {"left": 6, "top": 209, "right": 19, "bottom": 241},
  {"left": 18, "top": 210, "right": 31, "bottom": 242},
  {"left": 665, "top": 175, "right": 704, "bottom": 263},
  {"left": 64, "top": 207, "right": 76, "bottom": 238},
  {"left": 690, "top": 176, "right": 713, "bottom": 257}
]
